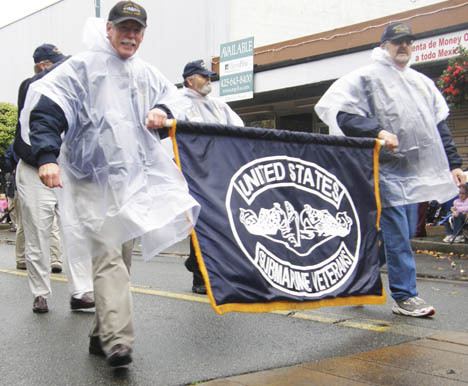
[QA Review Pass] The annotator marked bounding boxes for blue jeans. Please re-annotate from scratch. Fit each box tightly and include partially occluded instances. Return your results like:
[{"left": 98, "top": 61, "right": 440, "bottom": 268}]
[
  {"left": 444, "top": 214, "right": 466, "bottom": 235},
  {"left": 380, "top": 204, "right": 418, "bottom": 301}
]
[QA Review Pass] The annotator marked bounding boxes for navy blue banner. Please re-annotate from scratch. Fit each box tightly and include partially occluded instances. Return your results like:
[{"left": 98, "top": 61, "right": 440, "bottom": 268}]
[{"left": 171, "top": 121, "right": 385, "bottom": 314}]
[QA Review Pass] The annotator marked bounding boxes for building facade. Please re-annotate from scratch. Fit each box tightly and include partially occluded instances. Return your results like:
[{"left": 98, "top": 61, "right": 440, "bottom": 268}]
[
  {"left": 213, "top": 0, "right": 468, "bottom": 164},
  {"left": 0, "top": 0, "right": 448, "bottom": 103},
  {"left": 0, "top": 0, "right": 466, "bottom": 164}
]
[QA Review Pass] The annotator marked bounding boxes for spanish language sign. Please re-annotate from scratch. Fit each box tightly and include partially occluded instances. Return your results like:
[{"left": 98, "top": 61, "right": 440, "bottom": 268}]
[{"left": 413, "top": 29, "right": 468, "bottom": 64}]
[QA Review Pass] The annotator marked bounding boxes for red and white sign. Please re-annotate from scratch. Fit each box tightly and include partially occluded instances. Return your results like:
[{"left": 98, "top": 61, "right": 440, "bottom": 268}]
[{"left": 412, "top": 29, "right": 468, "bottom": 64}]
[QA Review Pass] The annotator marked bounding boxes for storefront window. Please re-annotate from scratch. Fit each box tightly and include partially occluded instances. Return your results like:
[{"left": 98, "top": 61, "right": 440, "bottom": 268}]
[
  {"left": 277, "top": 113, "right": 312, "bottom": 132},
  {"left": 242, "top": 112, "right": 276, "bottom": 129}
]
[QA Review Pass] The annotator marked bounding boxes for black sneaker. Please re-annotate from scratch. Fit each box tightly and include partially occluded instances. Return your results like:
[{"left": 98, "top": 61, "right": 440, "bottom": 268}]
[
  {"left": 107, "top": 344, "right": 133, "bottom": 368},
  {"left": 33, "top": 296, "right": 49, "bottom": 313},
  {"left": 70, "top": 292, "right": 95, "bottom": 312},
  {"left": 51, "top": 261, "right": 62, "bottom": 273},
  {"left": 16, "top": 261, "right": 27, "bottom": 270}
]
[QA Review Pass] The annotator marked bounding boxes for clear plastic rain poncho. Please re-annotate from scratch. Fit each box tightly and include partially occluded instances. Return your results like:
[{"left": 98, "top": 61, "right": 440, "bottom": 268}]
[
  {"left": 315, "top": 47, "right": 457, "bottom": 208},
  {"left": 20, "top": 18, "right": 200, "bottom": 262},
  {"left": 179, "top": 87, "right": 244, "bottom": 126}
]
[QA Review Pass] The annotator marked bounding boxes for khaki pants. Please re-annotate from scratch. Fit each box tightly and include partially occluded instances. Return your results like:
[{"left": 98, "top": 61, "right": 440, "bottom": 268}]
[
  {"left": 9, "top": 194, "right": 25, "bottom": 265},
  {"left": 90, "top": 237, "right": 134, "bottom": 353},
  {"left": 61, "top": 172, "right": 135, "bottom": 351},
  {"left": 16, "top": 160, "right": 92, "bottom": 298},
  {"left": 13, "top": 193, "right": 61, "bottom": 266}
]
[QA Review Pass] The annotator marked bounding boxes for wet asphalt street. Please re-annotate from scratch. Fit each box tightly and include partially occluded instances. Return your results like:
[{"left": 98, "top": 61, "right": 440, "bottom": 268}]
[{"left": 0, "top": 236, "right": 467, "bottom": 385}]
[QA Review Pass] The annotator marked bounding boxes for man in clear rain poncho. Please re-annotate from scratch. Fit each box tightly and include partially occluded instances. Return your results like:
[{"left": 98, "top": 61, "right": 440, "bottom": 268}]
[
  {"left": 179, "top": 59, "right": 244, "bottom": 295},
  {"left": 14, "top": 44, "right": 95, "bottom": 315},
  {"left": 180, "top": 59, "right": 244, "bottom": 126},
  {"left": 315, "top": 22, "right": 465, "bottom": 318},
  {"left": 20, "top": 1, "right": 199, "bottom": 368}
]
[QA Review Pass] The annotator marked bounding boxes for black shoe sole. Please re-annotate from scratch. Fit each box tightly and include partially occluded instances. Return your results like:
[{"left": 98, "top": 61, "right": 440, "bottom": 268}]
[
  {"left": 33, "top": 308, "right": 49, "bottom": 313},
  {"left": 107, "top": 354, "right": 132, "bottom": 368},
  {"left": 71, "top": 304, "right": 95, "bottom": 311},
  {"left": 70, "top": 299, "right": 95, "bottom": 311}
]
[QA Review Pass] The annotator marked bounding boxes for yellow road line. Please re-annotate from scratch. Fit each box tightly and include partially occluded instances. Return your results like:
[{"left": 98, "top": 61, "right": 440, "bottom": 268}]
[
  {"left": 273, "top": 310, "right": 391, "bottom": 332},
  {"left": 0, "top": 268, "right": 209, "bottom": 302},
  {"left": 0, "top": 268, "right": 432, "bottom": 336},
  {"left": 0, "top": 268, "right": 68, "bottom": 282},
  {"left": 0, "top": 268, "right": 28, "bottom": 277},
  {"left": 131, "top": 286, "right": 210, "bottom": 304}
]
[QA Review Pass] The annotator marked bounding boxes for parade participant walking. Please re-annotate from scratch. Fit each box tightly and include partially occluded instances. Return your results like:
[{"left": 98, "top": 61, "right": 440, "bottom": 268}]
[
  {"left": 315, "top": 22, "right": 465, "bottom": 317},
  {"left": 22, "top": 1, "right": 199, "bottom": 368},
  {"left": 14, "top": 44, "right": 94, "bottom": 313},
  {"left": 180, "top": 59, "right": 244, "bottom": 294}
]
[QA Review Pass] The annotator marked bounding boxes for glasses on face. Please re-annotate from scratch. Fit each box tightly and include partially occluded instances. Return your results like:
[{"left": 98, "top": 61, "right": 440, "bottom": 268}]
[{"left": 390, "top": 37, "right": 414, "bottom": 46}]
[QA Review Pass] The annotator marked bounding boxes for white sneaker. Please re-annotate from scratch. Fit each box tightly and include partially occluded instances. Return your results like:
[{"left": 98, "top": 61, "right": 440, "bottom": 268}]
[
  {"left": 442, "top": 235, "right": 452, "bottom": 243},
  {"left": 454, "top": 235, "right": 465, "bottom": 243},
  {"left": 392, "top": 296, "right": 435, "bottom": 317}
]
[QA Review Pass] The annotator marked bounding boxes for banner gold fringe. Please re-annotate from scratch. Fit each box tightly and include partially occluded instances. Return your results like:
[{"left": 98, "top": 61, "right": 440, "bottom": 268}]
[{"left": 171, "top": 121, "right": 386, "bottom": 315}]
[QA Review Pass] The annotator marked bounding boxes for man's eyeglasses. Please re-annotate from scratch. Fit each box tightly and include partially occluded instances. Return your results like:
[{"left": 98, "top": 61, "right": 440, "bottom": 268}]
[{"left": 390, "top": 37, "right": 414, "bottom": 46}]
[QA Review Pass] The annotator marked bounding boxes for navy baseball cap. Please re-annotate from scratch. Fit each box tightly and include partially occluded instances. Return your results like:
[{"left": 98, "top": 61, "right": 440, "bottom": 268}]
[
  {"left": 33, "top": 44, "right": 65, "bottom": 64},
  {"left": 183, "top": 60, "right": 216, "bottom": 79},
  {"left": 108, "top": 1, "right": 147, "bottom": 27},
  {"left": 380, "top": 22, "right": 415, "bottom": 43}
]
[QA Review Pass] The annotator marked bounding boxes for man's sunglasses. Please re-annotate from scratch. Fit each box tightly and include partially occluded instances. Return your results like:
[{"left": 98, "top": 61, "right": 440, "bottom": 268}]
[{"left": 390, "top": 37, "right": 414, "bottom": 46}]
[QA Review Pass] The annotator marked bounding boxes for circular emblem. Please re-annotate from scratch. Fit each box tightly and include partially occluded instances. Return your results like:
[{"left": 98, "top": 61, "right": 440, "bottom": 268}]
[{"left": 226, "top": 156, "right": 360, "bottom": 298}]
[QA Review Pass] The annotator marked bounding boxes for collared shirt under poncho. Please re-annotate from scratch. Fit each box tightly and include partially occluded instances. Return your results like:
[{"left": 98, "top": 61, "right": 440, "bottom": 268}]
[
  {"left": 315, "top": 47, "right": 457, "bottom": 208},
  {"left": 180, "top": 87, "right": 244, "bottom": 126},
  {"left": 21, "top": 18, "right": 200, "bottom": 261}
]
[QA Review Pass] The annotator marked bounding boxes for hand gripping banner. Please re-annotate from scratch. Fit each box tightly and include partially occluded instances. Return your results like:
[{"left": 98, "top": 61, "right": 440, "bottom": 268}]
[{"left": 169, "top": 120, "right": 385, "bottom": 315}]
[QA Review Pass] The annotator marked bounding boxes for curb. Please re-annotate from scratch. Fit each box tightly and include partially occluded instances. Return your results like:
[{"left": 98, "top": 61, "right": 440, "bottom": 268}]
[
  {"left": 381, "top": 267, "right": 468, "bottom": 282},
  {"left": 411, "top": 238, "right": 468, "bottom": 255}
]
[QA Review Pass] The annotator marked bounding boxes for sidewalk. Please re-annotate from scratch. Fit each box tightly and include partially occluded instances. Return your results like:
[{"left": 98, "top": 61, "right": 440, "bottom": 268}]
[
  {"left": 411, "top": 225, "right": 468, "bottom": 256},
  {"left": 202, "top": 331, "right": 468, "bottom": 385},
  {"left": 409, "top": 225, "right": 468, "bottom": 282}
]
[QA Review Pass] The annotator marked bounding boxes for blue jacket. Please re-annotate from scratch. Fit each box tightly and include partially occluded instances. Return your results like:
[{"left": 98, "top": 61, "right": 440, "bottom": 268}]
[
  {"left": 336, "top": 111, "right": 462, "bottom": 170},
  {"left": 13, "top": 58, "right": 68, "bottom": 167}
]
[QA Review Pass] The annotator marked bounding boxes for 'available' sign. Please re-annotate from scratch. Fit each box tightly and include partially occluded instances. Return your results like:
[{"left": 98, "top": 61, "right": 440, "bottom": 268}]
[{"left": 219, "top": 37, "right": 254, "bottom": 102}]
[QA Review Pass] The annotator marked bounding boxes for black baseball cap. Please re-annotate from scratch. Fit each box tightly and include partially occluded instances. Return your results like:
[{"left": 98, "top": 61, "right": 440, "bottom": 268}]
[
  {"left": 183, "top": 60, "right": 216, "bottom": 79},
  {"left": 33, "top": 44, "right": 65, "bottom": 64},
  {"left": 380, "top": 22, "right": 415, "bottom": 43},
  {"left": 108, "top": 1, "right": 147, "bottom": 27}
]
